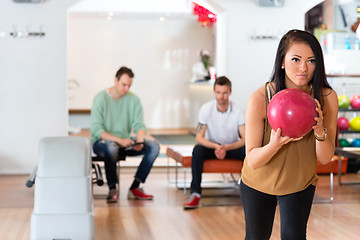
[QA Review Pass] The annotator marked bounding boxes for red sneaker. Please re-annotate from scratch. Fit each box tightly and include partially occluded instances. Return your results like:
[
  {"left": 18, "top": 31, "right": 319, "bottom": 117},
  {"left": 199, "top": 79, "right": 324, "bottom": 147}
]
[
  {"left": 184, "top": 193, "right": 201, "bottom": 209},
  {"left": 106, "top": 189, "right": 119, "bottom": 203},
  {"left": 128, "top": 188, "right": 153, "bottom": 200}
]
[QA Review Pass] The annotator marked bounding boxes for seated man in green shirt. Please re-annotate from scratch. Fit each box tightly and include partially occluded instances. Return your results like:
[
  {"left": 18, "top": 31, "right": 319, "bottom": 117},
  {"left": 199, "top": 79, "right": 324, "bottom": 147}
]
[{"left": 90, "top": 66, "right": 160, "bottom": 203}]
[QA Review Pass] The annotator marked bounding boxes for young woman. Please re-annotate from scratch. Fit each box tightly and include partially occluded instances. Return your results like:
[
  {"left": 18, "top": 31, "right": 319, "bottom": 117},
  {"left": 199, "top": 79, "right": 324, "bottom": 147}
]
[{"left": 240, "top": 29, "right": 338, "bottom": 239}]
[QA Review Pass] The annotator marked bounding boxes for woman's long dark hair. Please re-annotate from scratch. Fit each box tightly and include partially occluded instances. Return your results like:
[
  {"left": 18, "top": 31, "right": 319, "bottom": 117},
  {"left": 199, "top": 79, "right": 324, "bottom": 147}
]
[{"left": 269, "top": 29, "right": 331, "bottom": 107}]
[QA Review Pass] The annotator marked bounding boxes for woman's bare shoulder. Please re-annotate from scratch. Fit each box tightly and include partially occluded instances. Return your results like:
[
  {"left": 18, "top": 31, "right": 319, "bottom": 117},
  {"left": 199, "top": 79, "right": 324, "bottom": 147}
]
[
  {"left": 250, "top": 86, "right": 265, "bottom": 99},
  {"left": 247, "top": 85, "right": 268, "bottom": 111},
  {"left": 322, "top": 87, "right": 338, "bottom": 112},
  {"left": 322, "top": 87, "right": 338, "bottom": 101},
  {"left": 249, "top": 85, "right": 267, "bottom": 102}
]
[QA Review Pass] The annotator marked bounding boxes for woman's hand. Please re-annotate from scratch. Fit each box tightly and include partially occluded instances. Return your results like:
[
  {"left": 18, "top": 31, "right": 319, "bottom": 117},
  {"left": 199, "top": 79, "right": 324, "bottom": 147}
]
[
  {"left": 312, "top": 99, "right": 325, "bottom": 136},
  {"left": 269, "top": 128, "right": 303, "bottom": 149}
]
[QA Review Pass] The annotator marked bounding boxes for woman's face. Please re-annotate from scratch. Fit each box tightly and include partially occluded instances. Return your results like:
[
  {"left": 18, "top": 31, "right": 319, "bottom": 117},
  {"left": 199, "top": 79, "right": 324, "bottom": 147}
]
[{"left": 282, "top": 41, "right": 316, "bottom": 90}]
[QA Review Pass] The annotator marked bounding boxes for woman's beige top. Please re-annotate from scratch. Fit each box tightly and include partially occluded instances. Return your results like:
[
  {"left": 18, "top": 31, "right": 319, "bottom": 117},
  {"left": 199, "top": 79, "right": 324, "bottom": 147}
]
[{"left": 241, "top": 83, "right": 319, "bottom": 195}]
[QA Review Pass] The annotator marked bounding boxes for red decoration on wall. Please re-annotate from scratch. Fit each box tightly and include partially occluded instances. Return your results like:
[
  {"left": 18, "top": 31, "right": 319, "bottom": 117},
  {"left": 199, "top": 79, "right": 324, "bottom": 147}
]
[{"left": 192, "top": 2, "right": 217, "bottom": 27}]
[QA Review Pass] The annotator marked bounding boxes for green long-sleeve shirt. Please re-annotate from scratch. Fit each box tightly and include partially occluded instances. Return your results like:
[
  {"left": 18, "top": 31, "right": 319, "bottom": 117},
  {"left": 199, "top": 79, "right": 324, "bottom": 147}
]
[{"left": 90, "top": 89, "right": 147, "bottom": 144}]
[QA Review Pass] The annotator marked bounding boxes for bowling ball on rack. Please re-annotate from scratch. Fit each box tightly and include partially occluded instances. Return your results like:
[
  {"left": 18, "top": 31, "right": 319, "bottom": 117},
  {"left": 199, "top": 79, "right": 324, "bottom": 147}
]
[
  {"left": 350, "top": 95, "right": 360, "bottom": 109},
  {"left": 338, "top": 95, "right": 350, "bottom": 109},
  {"left": 351, "top": 138, "right": 360, "bottom": 147},
  {"left": 350, "top": 117, "right": 360, "bottom": 131},
  {"left": 337, "top": 116, "right": 350, "bottom": 130},
  {"left": 267, "top": 88, "right": 317, "bottom": 138},
  {"left": 339, "top": 138, "right": 350, "bottom": 147}
]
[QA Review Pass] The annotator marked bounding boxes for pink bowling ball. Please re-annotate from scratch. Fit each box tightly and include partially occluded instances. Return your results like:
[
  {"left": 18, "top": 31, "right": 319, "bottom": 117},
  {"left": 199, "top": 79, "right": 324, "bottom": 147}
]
[
  {"left": 350, "top": 95, "right": 360, "bottom": 109},
  {"left": 267, "top": 88, "right": 318, "bottom": 138},
  {"left": 337, "top": 117, "right": 349, "bottom": 130}
]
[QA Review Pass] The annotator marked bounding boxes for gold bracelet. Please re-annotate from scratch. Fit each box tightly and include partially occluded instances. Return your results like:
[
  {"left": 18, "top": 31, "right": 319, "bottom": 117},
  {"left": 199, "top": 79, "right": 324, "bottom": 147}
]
[{"left": 314, "top": 128, "right": 327, "bottom": 141}]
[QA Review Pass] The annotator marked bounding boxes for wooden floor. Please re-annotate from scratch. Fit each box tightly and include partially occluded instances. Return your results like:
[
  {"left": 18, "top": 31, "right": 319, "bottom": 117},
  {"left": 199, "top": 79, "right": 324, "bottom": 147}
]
[
  {"left": 2, "top": 128, "right": 360, "bottom": 239},
  {"left": 1, "top": 169, "right": 360, "bottom": 240}
]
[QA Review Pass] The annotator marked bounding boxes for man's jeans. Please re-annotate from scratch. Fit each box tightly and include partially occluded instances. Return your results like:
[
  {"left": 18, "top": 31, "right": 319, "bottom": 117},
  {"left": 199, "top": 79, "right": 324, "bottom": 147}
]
[{"left": 93, "top": 138, "right": 159, "bottom": 189}]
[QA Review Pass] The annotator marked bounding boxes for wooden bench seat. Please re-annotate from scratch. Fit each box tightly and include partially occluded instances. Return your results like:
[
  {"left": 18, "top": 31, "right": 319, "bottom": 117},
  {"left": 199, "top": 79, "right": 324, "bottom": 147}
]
[
  {"left": 166, "top": 146, "right": 243, "bottom": 194},
  {"left": 166, "top": 146, "right": 243, "bottom": 172}
]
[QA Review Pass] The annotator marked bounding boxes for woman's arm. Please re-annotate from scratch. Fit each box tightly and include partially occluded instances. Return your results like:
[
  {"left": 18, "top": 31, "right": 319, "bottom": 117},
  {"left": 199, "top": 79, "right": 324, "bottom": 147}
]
[
  {"left": 245, "top": 86, "right": 297, "bottom": 169},
  {"left": 313, "top": 89, "right": 338, "bottom": 165}
]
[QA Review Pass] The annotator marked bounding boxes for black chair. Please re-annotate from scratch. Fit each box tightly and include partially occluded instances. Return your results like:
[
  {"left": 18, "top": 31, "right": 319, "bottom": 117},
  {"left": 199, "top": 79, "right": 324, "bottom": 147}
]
[
  {"left": 26, "top": 165, "right": 38, "bottom": 188},
  {"left": 91, "top": 147, "right": 126, "bottom": 198}
]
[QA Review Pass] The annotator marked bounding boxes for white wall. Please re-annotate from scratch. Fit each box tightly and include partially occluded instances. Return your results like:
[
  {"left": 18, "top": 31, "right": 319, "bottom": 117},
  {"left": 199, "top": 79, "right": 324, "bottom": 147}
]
[
  {"left": 0, "top": 0, "right": 323, "bottom": 174},
  {"left": 210, "top": 0, "right": 323, "bottom": 110},
  {"left": 0, "top": 0, "right": 78, "bottom": 174},
  {"left": 67, "top": 14, "right": 214, "bottom": 129}
]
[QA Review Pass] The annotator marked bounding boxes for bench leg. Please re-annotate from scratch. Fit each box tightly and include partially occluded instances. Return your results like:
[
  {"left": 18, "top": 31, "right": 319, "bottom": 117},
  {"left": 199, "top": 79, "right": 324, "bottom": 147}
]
[
  {"left": 166, "top": 158, "right": 183, "bottom": 187},
  {"left": 167, "top": 157, "right": 170, "bottom": 183},
  {"left": 183, "top": 167, "right": 187, "bottom": 195},
  {"left": 330, "top": 171, "right": 334, "bottom": 202},
  {"left": 230, "top": 173, "right": 241, "bottom": 189},
  {"left": 175, "top": 162, "right": 178, "bottom": 188},
  {"left": 313, "top": 172, "right": 334, "bottom": 204}
]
